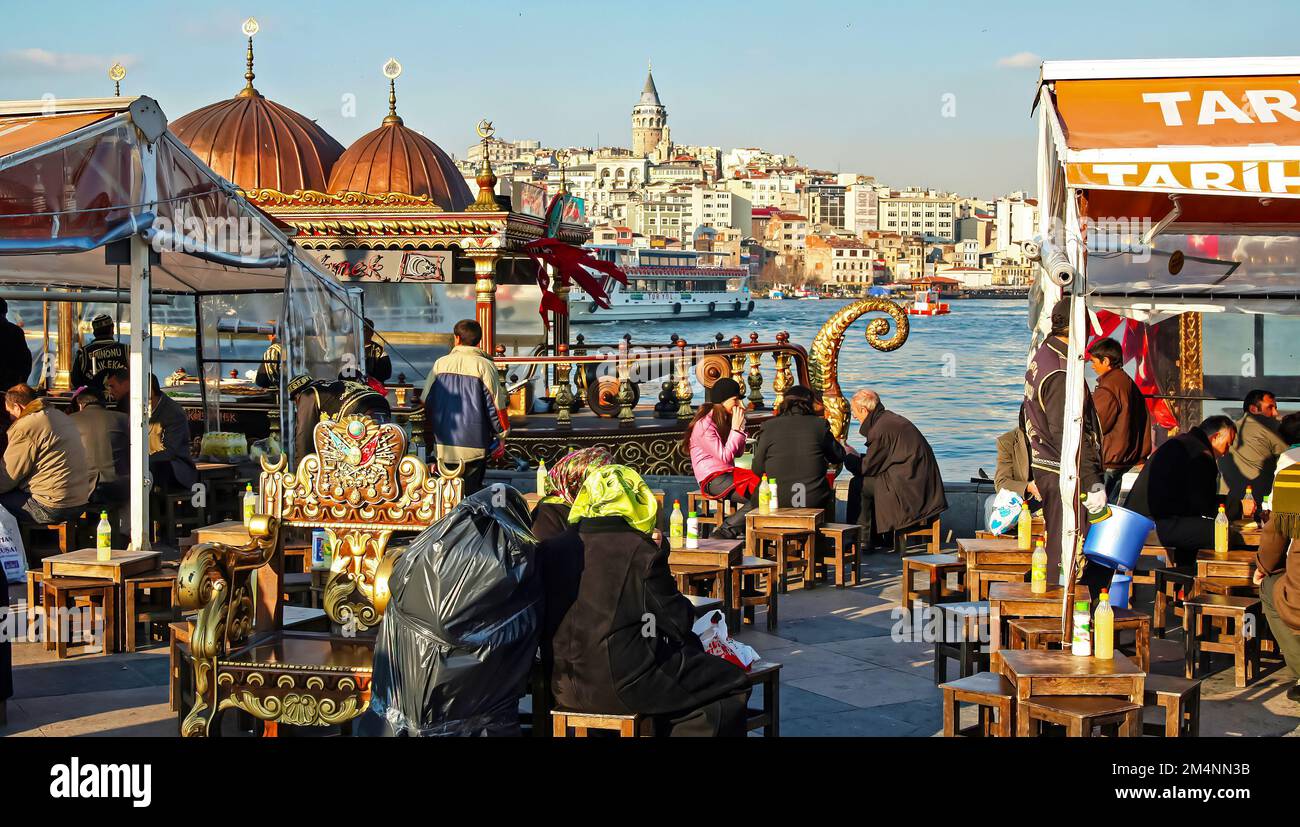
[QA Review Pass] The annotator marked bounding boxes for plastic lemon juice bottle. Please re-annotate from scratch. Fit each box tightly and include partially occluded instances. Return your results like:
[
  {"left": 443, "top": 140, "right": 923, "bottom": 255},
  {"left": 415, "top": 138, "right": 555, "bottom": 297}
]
[
  {"left": 758, "top": 474, "right": 771, "bottom": 515},
  {"left": 1017, "top": 502, "right": 1032, "bottom": 550},
  {"left": 96, "top": 511, "right": 112, "bottom": 561},
  {"left": 243, "top": 483, "right": 257, "bottom": 528},
  {"left": 1094, "top": 589, "right": 1114, "bottom": 660},
  {"left": 1214, "top": 504, "right": 1230, "bottom": 558},
  {"left": 669, "top": 500, "right": 685, "bottom": 549},
  {"left": 536, "top": 460, "right": 548, "bottom": 498},
  {"left": 1030, "top": 542, "right": 1048, "bottom": 594}
]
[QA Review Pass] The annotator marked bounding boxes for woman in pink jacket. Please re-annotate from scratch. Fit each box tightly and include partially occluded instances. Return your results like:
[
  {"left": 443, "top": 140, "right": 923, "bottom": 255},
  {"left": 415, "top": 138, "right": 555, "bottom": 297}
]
[{"left": 684, "top": 378, "right": 759, "bottom": 539}]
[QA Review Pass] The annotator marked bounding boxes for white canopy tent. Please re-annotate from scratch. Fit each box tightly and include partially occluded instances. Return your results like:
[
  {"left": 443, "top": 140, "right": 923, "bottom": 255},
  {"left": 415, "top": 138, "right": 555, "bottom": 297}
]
[
  {"left": 0, "top": 96, "right": 362, "bottom": 549},
  {"left": 1032, "top": 57, "right": 1300, "bottom": 633}
]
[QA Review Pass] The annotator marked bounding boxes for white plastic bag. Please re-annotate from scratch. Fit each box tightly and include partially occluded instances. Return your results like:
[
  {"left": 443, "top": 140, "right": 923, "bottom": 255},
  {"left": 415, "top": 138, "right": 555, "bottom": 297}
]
[
  {"left": 692, "top": 610, "right": 759, "bottom": 670},
  {"left": 986, "top": 488, "right": 1026, "bottom": 536},
  {"left": 0, "top": 504, "right": 27, "bottom": 585}
]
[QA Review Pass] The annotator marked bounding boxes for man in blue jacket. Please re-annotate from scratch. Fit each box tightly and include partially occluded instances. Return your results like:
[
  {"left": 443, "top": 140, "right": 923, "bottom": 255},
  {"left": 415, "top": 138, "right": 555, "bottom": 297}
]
[{"left": 422, "top": 320, "right": 508, "bottom": 494}]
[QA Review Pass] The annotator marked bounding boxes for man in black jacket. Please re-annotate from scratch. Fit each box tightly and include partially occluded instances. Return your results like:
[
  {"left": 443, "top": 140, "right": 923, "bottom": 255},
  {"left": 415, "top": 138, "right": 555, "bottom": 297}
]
[
  {"left": 1022, "top": 298, "right": 1106, "bottom": 587},
  {"left": 70, "top": 314, "right": 127, "bottom": 391},
  {"left": 540, "top": 515, "right": 751, "bottom": 736},
  {"left": 0, "top": 299, "right": 32, "bottom": 392},
  {"left": 1128, "top": 415, "right": 1240, "bottom": 567}
]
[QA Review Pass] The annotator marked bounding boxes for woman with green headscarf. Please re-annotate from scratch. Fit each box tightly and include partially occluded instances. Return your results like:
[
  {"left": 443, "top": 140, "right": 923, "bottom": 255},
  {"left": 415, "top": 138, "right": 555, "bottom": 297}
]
[
  {"left": 539, "top": 464, "right": 751, "bottom": 736},
  {"left": 530, "top": 446, "right": 614, "bottom": 541}
]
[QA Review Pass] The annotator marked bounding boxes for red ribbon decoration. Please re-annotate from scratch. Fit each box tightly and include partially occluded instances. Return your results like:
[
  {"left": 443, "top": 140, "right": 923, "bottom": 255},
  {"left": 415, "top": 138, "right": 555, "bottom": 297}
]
[{"left": 525, "top": 194, "right": 628, "bottom": 326}]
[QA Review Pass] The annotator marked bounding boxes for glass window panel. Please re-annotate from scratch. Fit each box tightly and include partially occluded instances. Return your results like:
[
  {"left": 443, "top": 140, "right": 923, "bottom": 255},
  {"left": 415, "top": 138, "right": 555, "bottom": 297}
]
[{"left": 1203, "top": 313, "right": 1254, "bottom": 376}]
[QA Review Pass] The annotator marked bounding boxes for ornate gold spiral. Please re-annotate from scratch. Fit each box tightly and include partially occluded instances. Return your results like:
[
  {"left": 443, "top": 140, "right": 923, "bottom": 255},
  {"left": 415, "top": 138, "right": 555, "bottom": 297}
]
[
  {"left": 695, "top": 354, "right": 732, "bottom": 389},
  {"left": 809, "top": 298, "right": 909, "bottom": 439}
]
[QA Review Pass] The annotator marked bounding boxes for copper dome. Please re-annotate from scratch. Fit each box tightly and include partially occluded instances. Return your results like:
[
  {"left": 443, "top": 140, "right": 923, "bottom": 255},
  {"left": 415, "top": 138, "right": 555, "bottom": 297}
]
[
  {"left": 172, "top": 89, "right": 345, "bottom": 193},
  {"left": 327, "top": 118, "right": 472, "bottom": 209}
]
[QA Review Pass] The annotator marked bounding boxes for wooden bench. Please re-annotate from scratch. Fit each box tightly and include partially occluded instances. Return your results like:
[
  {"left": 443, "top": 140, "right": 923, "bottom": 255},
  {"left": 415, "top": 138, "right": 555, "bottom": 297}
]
[
  {"left": 1019, "top": 695, "right": 1141, "bottom": 737},
  {"left": 940, "top": 671, "right": 1014, "bottom": 737},
  {"left": 1143, "top": 673, "right": 1202, "bottom": 737},
  {"left": 175, "top": 415, "right": 462, "bottom": 737},
  {"left": 817, "top": 522, "right": 860, "bottom": 587},
  {"left": 743, "top": 661, "right": 781, "bottom": 737},
  {"left": 1183, "top": 594, "right": 1262, "bottom": 688},
  {"left": 901, "top": 553, "right": 965, "bottom": 610}
]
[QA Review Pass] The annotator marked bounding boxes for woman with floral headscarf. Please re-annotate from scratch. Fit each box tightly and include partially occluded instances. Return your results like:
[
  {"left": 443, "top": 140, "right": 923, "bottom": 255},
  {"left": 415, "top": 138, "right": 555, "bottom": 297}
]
[
  {"left": 530, "top": 446, "right": 614, "bottom": 541},
  {"left": 538, "top": 464, "right": 751, "bottom": 736}
]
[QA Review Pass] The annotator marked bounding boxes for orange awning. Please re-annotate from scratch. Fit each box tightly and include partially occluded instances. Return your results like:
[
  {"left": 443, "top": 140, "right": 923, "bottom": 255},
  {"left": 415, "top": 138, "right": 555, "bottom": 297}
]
[{"left": 0, "top": 111, "right": 114, "bottom": 159}]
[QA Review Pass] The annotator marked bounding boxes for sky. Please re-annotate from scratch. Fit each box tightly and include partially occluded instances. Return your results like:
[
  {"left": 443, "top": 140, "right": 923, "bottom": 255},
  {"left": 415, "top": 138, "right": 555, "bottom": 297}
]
[{"left": 3, "top": 0, "right": 1300, "bottom": 197}]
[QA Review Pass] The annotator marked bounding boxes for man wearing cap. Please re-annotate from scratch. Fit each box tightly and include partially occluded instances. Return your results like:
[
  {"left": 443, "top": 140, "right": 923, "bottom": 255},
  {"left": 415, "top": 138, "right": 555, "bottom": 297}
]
[
  {"left": 287, "top": 374, "right": 392, "bottom": 463},
  {"left": 70, "top": 385, "right": 130, "bottom": 505},
  {"left": 70, "top": 314, "right": 128, "bottom": 391},
  {"left": 1021, "top": 297, "right": 1108, "bottom": 590}
]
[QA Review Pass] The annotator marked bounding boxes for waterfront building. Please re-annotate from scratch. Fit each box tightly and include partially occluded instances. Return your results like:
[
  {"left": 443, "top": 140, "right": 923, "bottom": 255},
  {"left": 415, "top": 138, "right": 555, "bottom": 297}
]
[
  {"left": 806, "top": 234, "right": 877, "bottom": 287},
  {"left": 876, "top": 189, "right": 959, "bottom": 242}
]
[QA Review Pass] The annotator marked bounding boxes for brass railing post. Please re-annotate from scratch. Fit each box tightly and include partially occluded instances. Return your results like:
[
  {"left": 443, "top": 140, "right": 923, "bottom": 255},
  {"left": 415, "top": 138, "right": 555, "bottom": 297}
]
[
  {"left": 555, "top": 343, "right": 574, "bottom": 428},
  {"left": 676, "top": 340, "right": 694, "bottom": 421},
  {"left": 772, "top": 331, "right": 792, "bottom": 410},
  {"left": 573, "top": 333, "right": 588, "bottom": 410},
  {"left": 617, "top": 335, "right": 635, "bottom": 425},
  {"left": 747, "top": 332, "right": 765, "bottom": 410}
]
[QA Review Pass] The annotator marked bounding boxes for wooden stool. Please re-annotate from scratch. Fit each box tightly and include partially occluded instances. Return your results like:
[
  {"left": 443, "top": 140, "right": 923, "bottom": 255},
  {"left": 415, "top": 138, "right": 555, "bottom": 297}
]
[
  {"left": 970, "top": 564, "right": 1030, "bottom": 601},
  {"left": 894, "top": 516, "right": 941, "bottom": 556},
  {"left": 817, "top": 522, "right": 860, "bottom": 587},
  {"left": 1183, "top": 594, "right": 1262, "bottom": 688},
  {"left": 933, "top": 601, "right": 990, "bottom": 684},
  {"left": 1143, "top": 673, "right": 1202, "bottom": 737},
  {"left": 743, "top": 661, "right": 781, "bottom": 737},
  {"left": 750, "top": 527, "right": 816, "bottom": 592},
  {"left": 685, "top": 595, "right": 724, "bottom": 618},
  {"left": 730, "top": 555, "right": 778, "bottom": 631},
  {"left": 124, "top": 566, "right": 180, "bottom": 652},
  {"left": 1195, "top": 576, "right": 1256, "bottom": 598},
  {"left": 901, "top": 553, "right": 965, "bottom": 610},
  {"left": 41, "top": 576, "right": 116, "bottom": 658},
  {"left": 25, "top": 569, "right": 43, "bottom": 616},
  {"left": 940, "top": 671, "right": 1014, "bottom": 737},
  {"left": 1154, "top": 568, "right": 1194, "bottom": 638},
  {"left": 673, "top": 564, "right": 726, "bottom": 601},
  {"left": 1130, "top": 549, "right": 1170, "bottom": 590},
  {"left": 152, "top": 486, "right": 208, "bottom": 547},
  {"left": 1019, "top": 695, "right": 1141, "bottom": 737},
  {"left": 283, "top": 572, "right": 312, "bottom": 607},
  {"left": 284, "top": 543, "right": 312, "bottom": 574},
  {"left": 1112, "top": 606, "right": 1152, "bottom": 671},
  {"left": 169, "top": 620, "right": 193, "bottom": 714},
  {"left": 552, "top": 710, "right": 652, "bottom": 737},
  {"left": 687, "top": 491, "right": 733, "bottom": 539},
  {"left": 1007, "top": 617, "right": 1061, "bottom": 650},
  {"left": 17, "top": 514, "right": 82, "bottom": 559}
]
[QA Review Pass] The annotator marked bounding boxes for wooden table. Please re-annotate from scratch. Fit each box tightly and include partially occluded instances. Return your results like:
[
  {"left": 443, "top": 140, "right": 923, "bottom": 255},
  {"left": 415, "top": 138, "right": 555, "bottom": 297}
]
[
  {"left": 193, "top": 520, "right": 251, "bottom": 546},
  {"left": 42, "top": 548, "right": 162, "bottom": 584},
  {"left": 1196, "top": 548, "right": 1255, "bottom": 580},
  {"left": 744, "top": 508, "right": 824, "bottom": 555},
  {"left": 669, "top": 536, "right": 742, "bottom": 568},
  {"left": 988, "top": 582, "right": 1090, "bottom": 652},
  {"left": 997, "top": 649, "right": 1145, "bottom": 713},
  {"left": 956, "top": 537, "right": 1031, "bottom": 566}
]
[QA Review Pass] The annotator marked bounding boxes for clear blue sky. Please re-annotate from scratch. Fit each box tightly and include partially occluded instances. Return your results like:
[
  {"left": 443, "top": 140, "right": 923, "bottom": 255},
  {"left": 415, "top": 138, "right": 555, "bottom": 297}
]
[{"left": 3, "top": 0, "right": 1298, "bottom": 197}]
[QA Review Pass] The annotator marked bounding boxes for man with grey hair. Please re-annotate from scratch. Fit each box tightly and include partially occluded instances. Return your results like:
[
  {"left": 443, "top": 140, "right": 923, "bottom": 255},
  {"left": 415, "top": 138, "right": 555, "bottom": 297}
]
[{"left": 844, "top": 389, "right": 947, "bottom": 552}]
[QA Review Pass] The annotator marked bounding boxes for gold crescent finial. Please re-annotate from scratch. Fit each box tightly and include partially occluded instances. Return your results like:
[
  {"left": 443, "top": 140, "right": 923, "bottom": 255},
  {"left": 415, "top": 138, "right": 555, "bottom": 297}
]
[
  {"left": 108, "top": 62, "right": 126, "bottom": 96},
  {"left": 476, "top": 119, "right": 495, "bottom": 139},
  {"left": 238, "top": 17, "right": 260, "bottom": 97},
  {"left": 382, "top": 58, "right": 403, "bottom": 125}
]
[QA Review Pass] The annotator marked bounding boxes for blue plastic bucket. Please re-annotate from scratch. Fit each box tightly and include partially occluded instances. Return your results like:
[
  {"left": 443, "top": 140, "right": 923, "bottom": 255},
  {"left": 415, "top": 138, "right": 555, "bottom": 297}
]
[
  {"left": 1106, "top": 573, "right": 1132, "bottom": 609},
  {"left": 1082, "top": 504, "right": 1155, "bottom": 573}
]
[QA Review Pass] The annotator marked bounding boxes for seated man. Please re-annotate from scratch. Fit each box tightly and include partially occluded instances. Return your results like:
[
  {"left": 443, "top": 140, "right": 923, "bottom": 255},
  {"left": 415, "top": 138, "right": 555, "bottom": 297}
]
[
  {"left": 844, "top": 389, "right": 947, "bottom": 551},
  {"left": 1127, "top": 415, "right": 1240, "bottom": 567},
  {"left": 287, "top": 373, "right": 391, "bottom": 462},
  {"left": 539, "top": 465, "right": 751, "bottom": 736},
  {"left": 0, "top": 384, "right": 90, "bottom": 524},
  {"left": 71, "top": 385, "right": 130, "bottom": 505},
  {"left": 1224, "top": 388, "right": 1287, "bottom": 501},
  {"left": 1254, "top": 463, "right": 1300, "bottom": 703},
  {"left": 995, "top": 426, "right": 1039, "bottom": 508},
  {"left": 149, "top": 373, "right": 198, "bottom": 491}
]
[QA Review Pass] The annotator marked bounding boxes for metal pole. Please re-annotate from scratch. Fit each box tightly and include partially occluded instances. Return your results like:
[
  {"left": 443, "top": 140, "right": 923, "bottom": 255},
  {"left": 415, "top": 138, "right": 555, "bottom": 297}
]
[{"left": 128, "top": 141, "right": 158, "bottom": 551}]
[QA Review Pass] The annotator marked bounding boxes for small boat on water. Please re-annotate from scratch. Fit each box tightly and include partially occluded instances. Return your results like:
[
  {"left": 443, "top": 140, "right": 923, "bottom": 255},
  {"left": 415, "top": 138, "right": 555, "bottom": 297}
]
[
  {"left": 907, "top": 287, "right": 951, "bottom": 316},
  {"left": 768, "top": 288, "right": 787, "bottom": 300},
  {"left": 569, "top": 244, "right": 754, "bottom": 322}
]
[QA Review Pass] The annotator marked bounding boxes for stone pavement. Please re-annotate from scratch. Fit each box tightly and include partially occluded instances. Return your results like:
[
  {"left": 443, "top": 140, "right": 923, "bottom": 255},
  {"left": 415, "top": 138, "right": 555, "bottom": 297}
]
[{"left": 4, "top": 552, "right": 1300, "bottom": 737}]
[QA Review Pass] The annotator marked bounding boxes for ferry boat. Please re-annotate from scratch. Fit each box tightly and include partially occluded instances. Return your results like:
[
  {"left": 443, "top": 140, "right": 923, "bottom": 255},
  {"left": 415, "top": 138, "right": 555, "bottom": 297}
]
[
  {"left": 568, "top": 245, "right": 754, "bottom": 322},
  {"left": 906, "top": 287, "right": 951, "bottom": 316}
]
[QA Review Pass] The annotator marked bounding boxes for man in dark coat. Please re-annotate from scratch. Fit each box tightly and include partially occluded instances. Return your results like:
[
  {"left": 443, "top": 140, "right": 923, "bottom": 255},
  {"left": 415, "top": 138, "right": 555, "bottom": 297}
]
[
  {"left": 1022, "top": 298, "right": 1106, "bottom": 587},
  {"left": 70, "top": 314, "right": 128, "bottom": 391},
  {"left": 844, "top": 389, "right": 947, "bottom": 550},
  {"left": 0, "top": 299, "right": 32, "bottom": 392},
  {"left": 288, "top": 374, "right": 392, "bottom": 462},
  {"left": 1128, "top": 415, "right": 1240, "bottom": 567},
  {"left": 540, "top": 513, "right": 751, "bottom": 736},
  {"left": 149, "top": 373, "right": 197, "bottom": 490},
  {"left": 750, "top": 386, "right": 844, "bottom": 514},
  {"left": 363, "top": 318, "right": 392, "bottom": 386}
]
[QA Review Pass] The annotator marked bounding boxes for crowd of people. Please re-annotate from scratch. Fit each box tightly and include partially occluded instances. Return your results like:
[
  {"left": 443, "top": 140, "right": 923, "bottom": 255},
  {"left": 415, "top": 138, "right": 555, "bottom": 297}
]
[{"left": 1008, "top": 298, "right": 1300, "bottom": 703}]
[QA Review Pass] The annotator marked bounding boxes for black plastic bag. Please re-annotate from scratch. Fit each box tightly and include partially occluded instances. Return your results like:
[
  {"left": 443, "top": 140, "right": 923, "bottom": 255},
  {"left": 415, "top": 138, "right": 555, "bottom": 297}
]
[{"left": 358, "top": 485, "right": 540, "bottom": 736}]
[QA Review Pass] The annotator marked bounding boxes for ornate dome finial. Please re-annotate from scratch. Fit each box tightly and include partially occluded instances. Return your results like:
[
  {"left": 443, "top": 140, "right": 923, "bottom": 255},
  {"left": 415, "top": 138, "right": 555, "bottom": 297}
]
[
  {"left": 466, "top": 119, "right": 500, "bottom": 212},
  {"left": 238, "top": 17, "right": 260, "bottom": 98},
  {"left": 382, "top": 58, "right": 403, "bottom": 126},
  {"left": 108, "top": 62, "right": 126, "bottom": 97}
]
